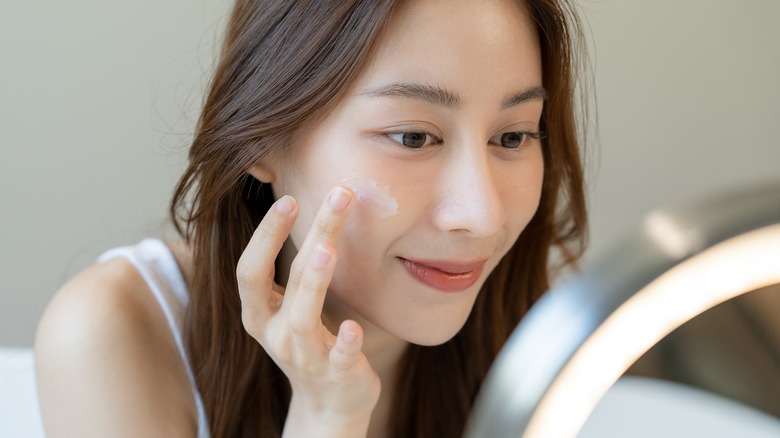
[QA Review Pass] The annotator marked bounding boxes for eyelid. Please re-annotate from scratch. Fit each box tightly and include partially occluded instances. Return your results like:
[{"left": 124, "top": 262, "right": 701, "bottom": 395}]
[
  {"left": 381, "top": 122, "right": 444, "bottom": 145},
  {"left": 489, "top": 130, "right": 545, "bottom": 149},
  {"left": 385, "top": 130, "right": 441, "bottom": 149}
]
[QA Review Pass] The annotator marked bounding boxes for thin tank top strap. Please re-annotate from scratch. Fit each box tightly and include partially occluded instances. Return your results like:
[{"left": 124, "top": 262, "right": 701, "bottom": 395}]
[{"left": 98, "top": 238, "right": 210, "bottom": 438}]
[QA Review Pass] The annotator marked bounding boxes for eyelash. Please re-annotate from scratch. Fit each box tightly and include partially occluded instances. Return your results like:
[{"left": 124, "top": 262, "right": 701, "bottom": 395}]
[{"left": 385, "top": 130, "right": 544, "bottom": 150}]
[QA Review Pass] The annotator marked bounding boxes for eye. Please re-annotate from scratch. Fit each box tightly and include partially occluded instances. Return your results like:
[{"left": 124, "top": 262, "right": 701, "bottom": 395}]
[
  {"left": 386, "top": 132, "right": 438, "bottom": 149},
  {"left": 490, "top": 131, "right": 543, "bottom": 149}
]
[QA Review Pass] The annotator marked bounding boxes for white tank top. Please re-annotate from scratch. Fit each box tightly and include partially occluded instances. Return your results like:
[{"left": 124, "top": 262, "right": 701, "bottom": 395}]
[{"left": 98, "top": 238, "right": 210, "bottom": 438}]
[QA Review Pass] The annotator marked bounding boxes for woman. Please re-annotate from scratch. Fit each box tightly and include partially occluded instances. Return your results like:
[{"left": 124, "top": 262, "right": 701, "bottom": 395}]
[{"left": 35, "top": 0, "right": 588, "bottom": 436}]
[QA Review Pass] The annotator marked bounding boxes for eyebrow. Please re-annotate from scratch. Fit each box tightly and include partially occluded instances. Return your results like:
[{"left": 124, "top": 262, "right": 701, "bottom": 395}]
[
  {"left": 359, "top": 82, "right": 460, "bottom": 107},
  {"left": 501, "top": 86, "right": 548, "bottom": 110},
  {"left": 358, "top": 81, "right": 547, "bottom": 110}
]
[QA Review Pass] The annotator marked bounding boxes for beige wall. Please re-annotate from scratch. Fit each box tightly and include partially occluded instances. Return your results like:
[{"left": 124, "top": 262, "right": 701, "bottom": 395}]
[
  {"left": 586, "top": 0, "right": 780, "bottom": 260},
  {"left": 0, "top": 0, "right": 232, "bottom": 346},
  {"left": 1, "top": 0, "right": 779, "bottom": 346}
]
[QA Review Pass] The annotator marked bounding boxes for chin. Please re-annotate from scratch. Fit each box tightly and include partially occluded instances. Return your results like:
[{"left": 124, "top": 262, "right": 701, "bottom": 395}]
[
  {"left": 395, "top": 313, "right": 472, "bottom": 347},
  {"left": 405, "top": 328, "right": 464, "bottom": 347},
  {"left": 388, "top": 288, "right": 484, "bottom": 347},
  {"left": 408, "top": 335, "right": 459, "bottom": 347}
]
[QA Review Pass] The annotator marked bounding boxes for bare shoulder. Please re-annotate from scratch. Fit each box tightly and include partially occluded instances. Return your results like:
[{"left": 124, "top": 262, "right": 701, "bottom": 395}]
[
  {"left": 35, "top": 254, "right": 198, "bottom": 437},
  {"left": 38, "top": 257, "right": 157, "bottom": 341}
]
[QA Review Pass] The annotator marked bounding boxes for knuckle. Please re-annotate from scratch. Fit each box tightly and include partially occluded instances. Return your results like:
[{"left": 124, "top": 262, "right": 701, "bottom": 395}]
[
  {"left": 261, "top": 336, "right": 292, "bottom": 365},
  {"left": 315, "top": 218, "right": 339, "bottom": 237},
  {"left": 235, "top": 258, "right": 258, "bottom": 289},
  {"left": 288, "top": 315, "right": 313, "bottom": 339},
  {"left": 330, "top": 350, "right": 353, "bottom": 372},
  {"left": 299, "top": 271, "right": 323, "bottom": 292},
  {"left": 240, "top": 308, "right": 262, "bottom": 337},
  {"left": 254, "top": 224, "right": 276, "bottom": 243},
  {"left": 287, "top": 259, "right": 305, "bottom": 285}
]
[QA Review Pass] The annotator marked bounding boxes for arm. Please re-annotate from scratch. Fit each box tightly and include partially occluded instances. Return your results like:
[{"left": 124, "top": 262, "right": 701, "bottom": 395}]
[{"left": 35, "top": 259, "right": 197, "bottom": 437}]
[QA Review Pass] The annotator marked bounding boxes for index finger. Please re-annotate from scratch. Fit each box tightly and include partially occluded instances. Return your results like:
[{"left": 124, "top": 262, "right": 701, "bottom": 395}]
[{"left": 284, "top": 185, "right": 354, "bottom": 295}]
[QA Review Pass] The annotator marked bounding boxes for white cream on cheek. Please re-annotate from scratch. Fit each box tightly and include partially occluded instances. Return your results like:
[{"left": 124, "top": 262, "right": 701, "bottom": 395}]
[{"left": 340, "top": 177, "right": 399, "bottom": 218}]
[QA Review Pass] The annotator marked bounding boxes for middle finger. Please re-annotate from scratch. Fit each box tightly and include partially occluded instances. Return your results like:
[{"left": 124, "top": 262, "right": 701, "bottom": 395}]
[{"left": 282, "top": 185, "right": 354, "bottom": 323}]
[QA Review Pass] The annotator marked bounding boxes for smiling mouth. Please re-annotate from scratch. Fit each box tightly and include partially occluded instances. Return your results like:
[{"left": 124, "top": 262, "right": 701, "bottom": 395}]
[{"left": 400, "top": 257, "right": 487, "bottom": 293}]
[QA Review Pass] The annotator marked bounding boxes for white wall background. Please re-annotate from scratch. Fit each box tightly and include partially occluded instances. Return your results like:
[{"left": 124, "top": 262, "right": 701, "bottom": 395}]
[{"left": 1, "top": 0, "right": 779, "bottom": 347}]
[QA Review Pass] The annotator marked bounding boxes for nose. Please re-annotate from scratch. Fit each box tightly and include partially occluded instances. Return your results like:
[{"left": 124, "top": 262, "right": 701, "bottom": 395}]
[{"left": 431, "top": 146, "right": 505, "bottom": 238}]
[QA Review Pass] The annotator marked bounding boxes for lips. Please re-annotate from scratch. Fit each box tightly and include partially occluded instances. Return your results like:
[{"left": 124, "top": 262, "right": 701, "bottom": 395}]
[{"left": 401, "top": 257, "right": 487, "bottom": 292}]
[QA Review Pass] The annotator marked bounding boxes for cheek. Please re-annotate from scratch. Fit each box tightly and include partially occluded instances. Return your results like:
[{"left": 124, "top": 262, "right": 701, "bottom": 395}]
[
  {"left": 336, "top": 177, "right": 404, "bottom": 264},
  {"left": 274, "top": 143, "right": 356, "bottom": 248},
  {"left": 503, "top": 151, "right": 545, "bottom": 237},
  {"left": 341, "top": 177, "right": 399, "bottom": 218},
  {"left": 273, "top": 168, "right": 333, "bottom": 252},
  {"left": 330, "top": 178, "right": 420, "bottom": 294},
  {"left": 280, "top": 154, "right": 403, "bottom": 254},
  {"left": 288, "top": 190, "right": 324, "bottom": 250}
]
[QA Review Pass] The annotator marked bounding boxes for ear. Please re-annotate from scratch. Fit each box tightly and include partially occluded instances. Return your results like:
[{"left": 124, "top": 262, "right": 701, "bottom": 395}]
[{"left": 248, "top": 163, "right": 276, "bottom": 183}]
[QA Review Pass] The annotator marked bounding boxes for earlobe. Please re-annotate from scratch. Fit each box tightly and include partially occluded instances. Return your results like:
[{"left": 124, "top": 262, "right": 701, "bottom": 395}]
[{"left": 248, "top": 163, "right": 276, "bottom": 183}]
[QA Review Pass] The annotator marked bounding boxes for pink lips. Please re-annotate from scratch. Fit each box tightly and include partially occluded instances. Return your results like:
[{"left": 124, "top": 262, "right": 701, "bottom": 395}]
[{"left": 401, "top": 258, "right": 486, "bottom": 292}]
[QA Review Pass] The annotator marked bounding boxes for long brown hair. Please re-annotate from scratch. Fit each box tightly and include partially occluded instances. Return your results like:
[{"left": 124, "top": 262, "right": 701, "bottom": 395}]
[{"left": 170, "top": 0, "right": 589, "bottom": 436}]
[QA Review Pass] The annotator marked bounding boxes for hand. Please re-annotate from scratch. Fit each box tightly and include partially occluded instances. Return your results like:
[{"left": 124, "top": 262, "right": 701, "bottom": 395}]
[{"left": 236, "top": 186, "right": 380, "bottom": 437}]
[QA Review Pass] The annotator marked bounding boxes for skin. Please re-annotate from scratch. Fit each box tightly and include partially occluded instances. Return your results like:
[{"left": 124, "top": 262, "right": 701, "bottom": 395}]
[
  {"left": 34, "top": 0, "right": 544, "bottom": 437},
  {"left": 247, "top": 0, "right": 544, "bottom": 435}
]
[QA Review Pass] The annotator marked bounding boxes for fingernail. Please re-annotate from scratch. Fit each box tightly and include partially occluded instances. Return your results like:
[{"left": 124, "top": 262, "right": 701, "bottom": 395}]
[
  {"left": 328, "top": 187, "right": 352, "bottom": 211},
  {"left": 341, "top": 326, "right": 358, "bottom": 344},
  {"left": 311, "top": 244, "right": 332, "bottom": 269},
  {"left": 275, "top": 195, "right": 295, "bottom": 214}
]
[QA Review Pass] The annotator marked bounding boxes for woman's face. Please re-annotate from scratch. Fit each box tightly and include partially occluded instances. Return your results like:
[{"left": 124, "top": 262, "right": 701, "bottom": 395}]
[{"left": 262, "top": 0, "right": 544, "bottom": 346}]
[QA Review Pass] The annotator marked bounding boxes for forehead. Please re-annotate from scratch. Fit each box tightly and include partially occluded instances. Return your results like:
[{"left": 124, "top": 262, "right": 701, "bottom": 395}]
[{"left": 350, "top": 0, "right": 542, "bottom": 102}]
